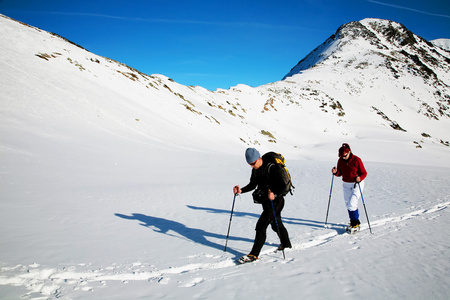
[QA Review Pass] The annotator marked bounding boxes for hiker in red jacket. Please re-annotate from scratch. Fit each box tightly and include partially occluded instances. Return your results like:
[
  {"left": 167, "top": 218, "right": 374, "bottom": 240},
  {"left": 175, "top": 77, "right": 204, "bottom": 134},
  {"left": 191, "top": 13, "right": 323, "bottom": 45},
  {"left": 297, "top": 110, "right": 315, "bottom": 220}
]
[{"left": 332, "top": 143, "right": 367, "bottom": 233}]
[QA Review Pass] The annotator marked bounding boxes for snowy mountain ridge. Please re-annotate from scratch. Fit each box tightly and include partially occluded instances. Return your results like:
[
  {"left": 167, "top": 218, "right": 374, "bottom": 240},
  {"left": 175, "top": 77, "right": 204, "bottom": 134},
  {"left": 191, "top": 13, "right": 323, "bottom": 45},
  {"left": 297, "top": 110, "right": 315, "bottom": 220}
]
[
  {"left": 1, "top": 14, "right": 449, "bottom": 166},
  {"left": 283, "top": 18, "right": 450, "bottom": 123}
]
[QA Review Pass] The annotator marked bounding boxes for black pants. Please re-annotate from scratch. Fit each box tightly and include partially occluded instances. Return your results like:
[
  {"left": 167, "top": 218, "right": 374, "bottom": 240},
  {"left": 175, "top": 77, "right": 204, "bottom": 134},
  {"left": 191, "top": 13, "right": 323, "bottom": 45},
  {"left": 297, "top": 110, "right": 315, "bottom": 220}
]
[{"left": 249, "top": 197, "right": 291, "bottom": 257}]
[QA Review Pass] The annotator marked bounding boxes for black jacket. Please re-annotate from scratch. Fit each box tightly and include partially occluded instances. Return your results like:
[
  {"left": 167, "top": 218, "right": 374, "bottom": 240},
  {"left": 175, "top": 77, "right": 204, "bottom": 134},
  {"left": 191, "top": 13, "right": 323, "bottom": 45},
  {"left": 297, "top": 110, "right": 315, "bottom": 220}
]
[
  {"left": 241, "top": 154, "right": 288, "bottom": 213},
  {"left": 241, "top": 161, "right": 286, "bottom": 195}
]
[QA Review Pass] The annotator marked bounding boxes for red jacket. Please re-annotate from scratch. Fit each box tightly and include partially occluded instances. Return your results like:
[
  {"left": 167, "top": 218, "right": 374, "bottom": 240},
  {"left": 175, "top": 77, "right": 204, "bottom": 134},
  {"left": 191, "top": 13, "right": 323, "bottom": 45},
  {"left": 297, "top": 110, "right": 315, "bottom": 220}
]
[{"left": 335, "top": 153, "right": 367, "bottom": 183}]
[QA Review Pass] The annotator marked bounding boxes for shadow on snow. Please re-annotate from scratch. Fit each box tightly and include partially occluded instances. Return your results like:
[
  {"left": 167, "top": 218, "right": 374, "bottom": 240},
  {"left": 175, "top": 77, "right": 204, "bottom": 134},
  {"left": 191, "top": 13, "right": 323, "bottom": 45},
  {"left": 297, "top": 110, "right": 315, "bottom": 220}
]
[
  {"left": 115, "top": 206, "right": 343, "bottom": 259},
  {"left": 115, "top": 212, "right": 251, "bottom": 258},
  {"left": 186, "top": 205, "right": 340, "bottom": 229}
]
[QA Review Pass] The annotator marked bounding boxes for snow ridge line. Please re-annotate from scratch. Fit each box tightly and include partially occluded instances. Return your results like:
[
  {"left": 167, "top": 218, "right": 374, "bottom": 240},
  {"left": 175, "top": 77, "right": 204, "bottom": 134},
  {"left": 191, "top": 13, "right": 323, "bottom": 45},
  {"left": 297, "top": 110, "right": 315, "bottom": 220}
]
[
  {"left": 369, "top": 201, "right": 450, "bottom": 228},
  {"left": 0, "top": 201, "right": 448, "bottom": 297},
  {"left": 290, "top": 201, "right": 450, "bottom": 252}
]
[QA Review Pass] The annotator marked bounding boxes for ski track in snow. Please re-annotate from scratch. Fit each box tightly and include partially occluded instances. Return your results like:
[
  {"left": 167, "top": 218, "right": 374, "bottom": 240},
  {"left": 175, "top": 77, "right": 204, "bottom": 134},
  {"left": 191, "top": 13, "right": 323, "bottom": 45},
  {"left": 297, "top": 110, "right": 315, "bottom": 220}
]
[{"left": 0, "top": 200, "right": 448, "bottom": 298}]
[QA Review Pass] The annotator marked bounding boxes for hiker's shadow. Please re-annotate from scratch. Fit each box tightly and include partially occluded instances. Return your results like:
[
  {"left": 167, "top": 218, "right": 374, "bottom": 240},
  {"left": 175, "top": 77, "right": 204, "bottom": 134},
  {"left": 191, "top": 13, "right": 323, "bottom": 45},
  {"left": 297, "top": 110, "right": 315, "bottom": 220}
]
[
  {"left": 115, "top": 213, "right": 251, "bottom": 258},
  {"left": 187, "top": 205, "right": 341, "bottom": 229}
]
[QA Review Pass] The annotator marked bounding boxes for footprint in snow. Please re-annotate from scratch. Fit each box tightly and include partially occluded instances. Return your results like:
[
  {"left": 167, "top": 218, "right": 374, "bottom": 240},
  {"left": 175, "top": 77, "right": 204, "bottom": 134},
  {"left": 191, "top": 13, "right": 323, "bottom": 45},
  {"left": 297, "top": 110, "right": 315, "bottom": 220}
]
[{"left": 181, "top": 277, "right": 204, "bottom": 287}]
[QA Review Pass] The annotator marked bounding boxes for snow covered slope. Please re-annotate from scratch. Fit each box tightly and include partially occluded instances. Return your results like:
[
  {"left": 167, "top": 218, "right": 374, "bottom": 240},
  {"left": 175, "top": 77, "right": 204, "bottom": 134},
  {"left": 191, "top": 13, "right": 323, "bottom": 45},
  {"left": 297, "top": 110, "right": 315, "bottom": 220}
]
[
  {"left": 0, "top": 14, "right": 449, "bottom": 300},
  {"left": 1, "top": 15, "right": 449, "bottom": 166},
  {"left": 432, "top": 38, "right": 450, "bottom": 51},
  {"left": 281, "top": 18, "right": 450, "bottom": 164}
]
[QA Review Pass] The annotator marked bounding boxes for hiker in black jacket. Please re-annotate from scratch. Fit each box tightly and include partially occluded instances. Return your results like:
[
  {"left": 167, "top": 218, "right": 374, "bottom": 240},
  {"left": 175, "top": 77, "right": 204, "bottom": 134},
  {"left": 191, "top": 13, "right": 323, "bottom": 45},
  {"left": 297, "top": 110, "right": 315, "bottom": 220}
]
[{"left": 233, "top": 148, "right": 292, "bottom": 263}]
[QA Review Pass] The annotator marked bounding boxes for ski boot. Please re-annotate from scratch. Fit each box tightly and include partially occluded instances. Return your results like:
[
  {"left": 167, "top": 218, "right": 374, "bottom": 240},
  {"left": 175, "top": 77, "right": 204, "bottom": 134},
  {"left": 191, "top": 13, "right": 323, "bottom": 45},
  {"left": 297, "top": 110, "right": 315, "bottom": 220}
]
[
  {"left": 346, "top": 219, "right": 361, "bottom": 234},
  {"left": 238, "top": 254, "right": 258, "bottom": 264},
  {"left": 276, "top": 244, "right": 292, "bottom": 251}
]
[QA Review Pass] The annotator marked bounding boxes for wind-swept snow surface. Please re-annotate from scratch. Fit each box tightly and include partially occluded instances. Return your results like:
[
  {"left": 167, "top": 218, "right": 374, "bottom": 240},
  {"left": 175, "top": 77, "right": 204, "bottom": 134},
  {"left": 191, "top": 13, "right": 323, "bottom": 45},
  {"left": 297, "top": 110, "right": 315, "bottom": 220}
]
[{"left": 1, "top": 158, "right": 449, "bottom": 299}]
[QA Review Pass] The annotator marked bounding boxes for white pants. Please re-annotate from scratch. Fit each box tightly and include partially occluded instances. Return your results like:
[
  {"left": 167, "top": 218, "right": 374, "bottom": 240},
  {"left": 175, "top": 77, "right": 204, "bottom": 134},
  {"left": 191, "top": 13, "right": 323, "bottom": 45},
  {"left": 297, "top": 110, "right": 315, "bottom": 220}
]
[{"left": 342, "top": 181, "right": 364, "bottom": 211}]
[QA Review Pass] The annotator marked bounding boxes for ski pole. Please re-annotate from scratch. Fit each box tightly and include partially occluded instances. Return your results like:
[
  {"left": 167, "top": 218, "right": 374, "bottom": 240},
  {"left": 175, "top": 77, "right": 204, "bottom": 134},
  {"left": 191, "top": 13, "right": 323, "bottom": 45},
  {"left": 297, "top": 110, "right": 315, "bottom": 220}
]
[
  {"left": 271, "top": 200, "right": 285, "bottom": 260},
  {"left": 325, "top": 174, "right": 335, "bottom": 227},
  {"left": 358, "top": 182, "right": 373, "bottom": 234},
  {"left": 224, "top": 194, "right": 237, "bottom": 252}
]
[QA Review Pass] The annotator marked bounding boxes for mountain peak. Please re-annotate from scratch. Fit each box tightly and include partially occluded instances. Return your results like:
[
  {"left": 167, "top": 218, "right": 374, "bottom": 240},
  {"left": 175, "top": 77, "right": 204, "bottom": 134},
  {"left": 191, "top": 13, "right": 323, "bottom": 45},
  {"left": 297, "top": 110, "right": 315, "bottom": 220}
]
[{"left": 282, "top": 18, "right": 440, "bottom": 79}]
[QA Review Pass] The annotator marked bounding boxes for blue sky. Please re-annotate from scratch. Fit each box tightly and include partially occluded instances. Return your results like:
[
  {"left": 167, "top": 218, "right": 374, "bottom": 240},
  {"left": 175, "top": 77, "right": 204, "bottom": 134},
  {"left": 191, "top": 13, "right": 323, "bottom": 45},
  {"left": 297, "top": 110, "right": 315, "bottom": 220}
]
[{"left": 1, "top": 0, "right": 449, "bottom": 90}]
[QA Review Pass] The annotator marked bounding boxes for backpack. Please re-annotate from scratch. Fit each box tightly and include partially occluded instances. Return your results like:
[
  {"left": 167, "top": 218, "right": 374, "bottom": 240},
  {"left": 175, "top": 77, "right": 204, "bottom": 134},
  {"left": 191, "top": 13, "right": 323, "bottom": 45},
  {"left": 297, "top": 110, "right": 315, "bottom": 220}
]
[{"left": 262, "top": 152, "right": 294, "bottom": 196}]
